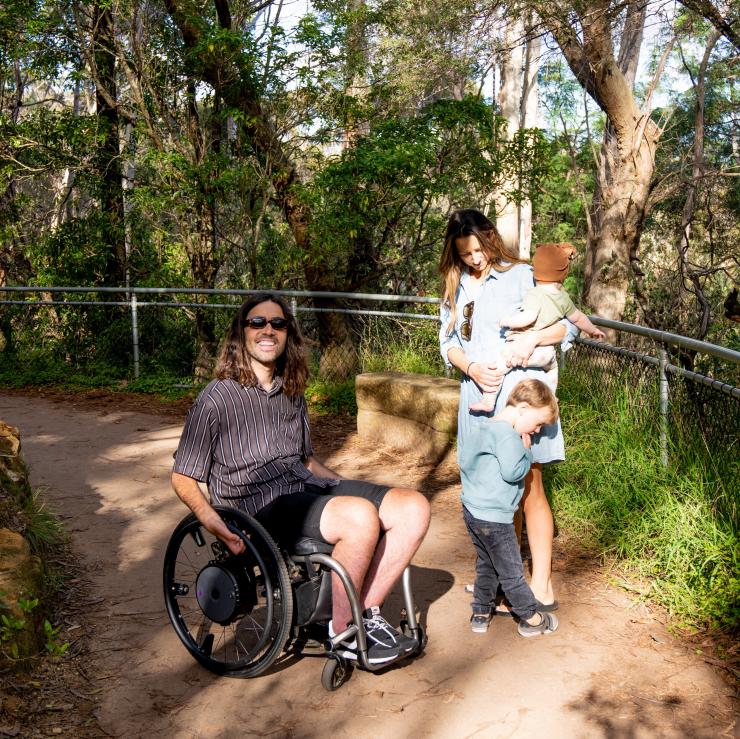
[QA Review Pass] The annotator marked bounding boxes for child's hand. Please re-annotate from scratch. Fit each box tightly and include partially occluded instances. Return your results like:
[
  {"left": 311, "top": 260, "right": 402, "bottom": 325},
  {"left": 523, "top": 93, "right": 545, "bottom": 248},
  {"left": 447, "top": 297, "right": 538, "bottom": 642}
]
[
  {"left": 590, "top": 327, "right": 606, "bottom": 340},
  {"left": 499, "top": 318, "right": 510, "bottom": 328},
  {"left": 521, "top": 432, "right": 532, "bottom": 449}
]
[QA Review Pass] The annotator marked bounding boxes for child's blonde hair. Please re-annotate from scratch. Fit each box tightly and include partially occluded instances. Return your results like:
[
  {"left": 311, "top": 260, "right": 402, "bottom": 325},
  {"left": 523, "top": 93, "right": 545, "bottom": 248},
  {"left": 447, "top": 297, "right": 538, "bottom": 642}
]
[{"left": 506, "top": 379, "right": 559, "bottom": 424}]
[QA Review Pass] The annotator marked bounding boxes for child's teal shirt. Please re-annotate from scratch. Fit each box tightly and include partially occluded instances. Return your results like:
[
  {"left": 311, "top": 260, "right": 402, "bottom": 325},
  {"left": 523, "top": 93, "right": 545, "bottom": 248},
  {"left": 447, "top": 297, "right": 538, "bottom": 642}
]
[{"left": 458, "top": 420, "right": 533, "bottom": 524}]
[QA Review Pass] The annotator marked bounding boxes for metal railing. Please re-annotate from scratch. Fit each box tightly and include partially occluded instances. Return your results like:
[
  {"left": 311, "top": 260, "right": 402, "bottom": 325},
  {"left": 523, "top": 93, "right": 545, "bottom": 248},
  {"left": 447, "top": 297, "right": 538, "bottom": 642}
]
[{"left": 1, "top": 285, "right": 738, "bottom": 478}]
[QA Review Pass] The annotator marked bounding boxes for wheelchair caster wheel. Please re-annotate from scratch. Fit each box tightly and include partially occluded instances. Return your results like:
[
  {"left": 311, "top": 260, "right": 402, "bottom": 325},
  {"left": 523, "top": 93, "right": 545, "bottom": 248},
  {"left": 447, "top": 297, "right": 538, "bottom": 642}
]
[
  {"left": 321, "top": 654, "right": 352, "bottom": 691},
  {"left": 400, "top": 620, "right": 427, "bottom": 656}
]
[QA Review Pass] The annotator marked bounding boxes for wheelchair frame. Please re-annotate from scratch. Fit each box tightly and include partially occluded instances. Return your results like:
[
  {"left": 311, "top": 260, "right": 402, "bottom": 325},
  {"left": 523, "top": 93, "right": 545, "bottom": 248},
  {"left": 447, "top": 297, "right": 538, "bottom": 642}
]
[{"left": 163, "top": 505, "right": 426, "bottom": 690}]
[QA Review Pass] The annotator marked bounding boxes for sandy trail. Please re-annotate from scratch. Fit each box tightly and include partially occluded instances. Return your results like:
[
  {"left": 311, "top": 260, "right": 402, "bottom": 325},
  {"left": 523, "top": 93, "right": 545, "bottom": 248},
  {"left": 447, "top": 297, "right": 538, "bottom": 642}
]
[{"left": 0, "top": 392, "right": 735, "bottom": 738}]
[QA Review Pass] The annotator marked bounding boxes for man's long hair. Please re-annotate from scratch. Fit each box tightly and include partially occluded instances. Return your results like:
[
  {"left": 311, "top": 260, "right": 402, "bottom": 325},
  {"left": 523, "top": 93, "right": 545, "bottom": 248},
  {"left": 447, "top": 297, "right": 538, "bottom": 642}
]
[
  {"left": 214, "top": 293, "right": 309, "bottom": 397},
  {"left": 439, "top": 209, "right": 525, "bottom": 334}
]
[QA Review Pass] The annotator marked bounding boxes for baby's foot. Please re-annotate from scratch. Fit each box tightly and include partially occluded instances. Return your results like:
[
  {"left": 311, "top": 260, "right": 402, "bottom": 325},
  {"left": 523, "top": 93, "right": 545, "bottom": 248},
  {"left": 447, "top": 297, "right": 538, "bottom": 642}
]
[{"left": 469, "top": 399, "right": 496, "bottom": 413}]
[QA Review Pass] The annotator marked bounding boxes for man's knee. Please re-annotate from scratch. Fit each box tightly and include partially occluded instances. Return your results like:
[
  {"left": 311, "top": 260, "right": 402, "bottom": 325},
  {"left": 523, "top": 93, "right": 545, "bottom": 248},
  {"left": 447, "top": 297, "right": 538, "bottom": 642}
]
[
  {"left": 381, "top": 488, "right": 431, "bottom": 537},
  {"left": 320, "top": 496, "right": 380, "bottom": 545}
]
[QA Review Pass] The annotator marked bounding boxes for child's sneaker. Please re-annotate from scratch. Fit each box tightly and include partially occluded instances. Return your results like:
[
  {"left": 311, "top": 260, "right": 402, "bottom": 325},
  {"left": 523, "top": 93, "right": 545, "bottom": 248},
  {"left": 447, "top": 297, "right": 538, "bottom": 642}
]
[
  {"left": 470, "top": 612, "right": 492, "bottom": 633},
  {"left": 517, "top": 611, "right": 558, "bottom": 637}
]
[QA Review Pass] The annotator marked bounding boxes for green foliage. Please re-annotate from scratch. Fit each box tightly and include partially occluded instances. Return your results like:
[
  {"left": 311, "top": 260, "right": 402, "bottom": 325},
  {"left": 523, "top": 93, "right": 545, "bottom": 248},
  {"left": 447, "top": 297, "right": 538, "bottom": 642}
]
[
  {"left": 304, "top": 96, "right": 551, "bottom": 292},
  {"left": 42, "top": 619, "right": 69, "bottom": 658},
  {"left": 306, "top": 377, "right": 356, "bottom": 416},
  {"left": 0, "top": 609, "right": 28, "bottom": 661},
  {"left": 548, "top": 372, "right": 739, "bottom": 632},
  {"left": 22, "top": 491, "right": 64, "bottom": 560},
  {"left": 359, "top": 319, "right": 443, "bottom": 375}
]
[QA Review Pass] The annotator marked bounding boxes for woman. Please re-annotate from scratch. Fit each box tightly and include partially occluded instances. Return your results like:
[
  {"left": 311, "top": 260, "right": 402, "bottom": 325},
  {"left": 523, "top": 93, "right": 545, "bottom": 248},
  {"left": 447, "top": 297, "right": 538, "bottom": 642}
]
[{"left": 439, "top": 208, "right": 574, "bottom": 608}]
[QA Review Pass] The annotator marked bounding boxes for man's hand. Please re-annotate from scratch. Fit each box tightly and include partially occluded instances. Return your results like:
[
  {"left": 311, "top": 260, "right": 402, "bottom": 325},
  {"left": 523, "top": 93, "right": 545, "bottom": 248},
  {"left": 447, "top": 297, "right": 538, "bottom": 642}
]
[
  {"left": 197, "top": 505, "right": 246, "bottom": 555},
  {"left": 469, "top": 362, "right": 505, "bottom": 393},
  {"left": 171, "top": 471, "right": 246, "bottom": 555}
]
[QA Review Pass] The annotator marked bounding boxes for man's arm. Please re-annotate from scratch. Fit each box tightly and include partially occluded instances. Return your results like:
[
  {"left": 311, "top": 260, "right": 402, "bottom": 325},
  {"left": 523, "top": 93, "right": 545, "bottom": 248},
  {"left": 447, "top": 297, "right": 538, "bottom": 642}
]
[
  {"left": 566, "top": 309, "right": 606, "bottom": 339},
  {"left": 304, "top": 456, "right": 343, "bottom": 479},
  {"left": 171, "top": 471, "right": 245, "bottom": 554}
]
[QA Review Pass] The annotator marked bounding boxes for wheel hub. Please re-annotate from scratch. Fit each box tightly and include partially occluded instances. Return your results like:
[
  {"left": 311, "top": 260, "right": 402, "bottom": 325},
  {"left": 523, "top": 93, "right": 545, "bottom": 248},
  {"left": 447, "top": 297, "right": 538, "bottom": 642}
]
[{"left": 196, "top": 558, "right": 257, "bottom": 625}]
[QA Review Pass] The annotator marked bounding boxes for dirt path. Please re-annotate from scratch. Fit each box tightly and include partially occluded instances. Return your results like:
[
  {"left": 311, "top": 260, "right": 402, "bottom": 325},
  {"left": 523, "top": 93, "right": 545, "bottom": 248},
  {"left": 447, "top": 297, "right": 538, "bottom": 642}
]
[{"left": 1, "top": 392, "right": 736, "bottom": 738}]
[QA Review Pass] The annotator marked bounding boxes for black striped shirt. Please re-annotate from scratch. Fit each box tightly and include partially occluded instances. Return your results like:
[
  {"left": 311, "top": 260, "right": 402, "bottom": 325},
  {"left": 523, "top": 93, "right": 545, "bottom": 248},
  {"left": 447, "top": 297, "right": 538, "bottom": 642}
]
[{"left": 173, "top": 378, "right": 337, "bottom": 515}]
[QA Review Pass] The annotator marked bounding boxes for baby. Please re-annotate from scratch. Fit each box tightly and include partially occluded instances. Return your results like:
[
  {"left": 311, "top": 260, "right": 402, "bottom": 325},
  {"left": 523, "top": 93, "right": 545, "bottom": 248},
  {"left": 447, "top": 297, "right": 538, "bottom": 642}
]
[{"left": 470, "top": 242, "right": 605, "bottom": 413}]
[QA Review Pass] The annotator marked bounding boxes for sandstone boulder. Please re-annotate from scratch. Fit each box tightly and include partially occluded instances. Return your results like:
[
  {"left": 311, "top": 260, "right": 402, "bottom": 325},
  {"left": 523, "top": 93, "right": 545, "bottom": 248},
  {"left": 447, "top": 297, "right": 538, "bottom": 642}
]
[{"left": 355, "top": 372, "right": 460, "bottom": 462}]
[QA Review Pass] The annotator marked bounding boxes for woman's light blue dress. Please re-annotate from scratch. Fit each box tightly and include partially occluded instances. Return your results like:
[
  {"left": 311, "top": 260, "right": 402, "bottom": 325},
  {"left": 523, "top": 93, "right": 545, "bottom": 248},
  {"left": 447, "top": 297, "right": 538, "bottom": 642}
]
[{"left": 439, "top": 263, "right": 576, "bottom": 465}]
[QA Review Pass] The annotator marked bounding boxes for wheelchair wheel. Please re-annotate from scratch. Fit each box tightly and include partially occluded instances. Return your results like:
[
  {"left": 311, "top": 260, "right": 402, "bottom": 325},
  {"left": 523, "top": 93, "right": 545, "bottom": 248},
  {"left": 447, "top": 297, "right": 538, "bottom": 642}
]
[
  {"left": 321, "top": 654, "right": 352, "bottom": 691},
  {"left": 163, "top": 506, "right": 293, "bottom": 677}
]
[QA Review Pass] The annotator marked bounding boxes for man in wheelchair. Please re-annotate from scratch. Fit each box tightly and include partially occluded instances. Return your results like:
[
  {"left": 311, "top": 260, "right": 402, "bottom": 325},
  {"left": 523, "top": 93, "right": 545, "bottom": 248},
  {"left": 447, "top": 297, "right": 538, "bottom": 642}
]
[{"left": 171, "top": 293, "right": 431, "bottom": 666}]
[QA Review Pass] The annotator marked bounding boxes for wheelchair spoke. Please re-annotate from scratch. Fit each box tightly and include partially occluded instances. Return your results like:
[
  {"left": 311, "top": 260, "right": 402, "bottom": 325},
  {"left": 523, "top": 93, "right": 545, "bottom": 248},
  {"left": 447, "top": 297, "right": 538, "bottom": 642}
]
[{"left": 195, "top": 616, "right": 213, "bottom": 647}]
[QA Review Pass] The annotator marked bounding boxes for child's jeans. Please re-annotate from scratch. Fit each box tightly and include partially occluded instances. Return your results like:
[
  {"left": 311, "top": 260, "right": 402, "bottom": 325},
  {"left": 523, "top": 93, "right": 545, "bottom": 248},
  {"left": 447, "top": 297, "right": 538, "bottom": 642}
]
[{"left": 463, "top": 507, "right": 538, "bottom": 621}]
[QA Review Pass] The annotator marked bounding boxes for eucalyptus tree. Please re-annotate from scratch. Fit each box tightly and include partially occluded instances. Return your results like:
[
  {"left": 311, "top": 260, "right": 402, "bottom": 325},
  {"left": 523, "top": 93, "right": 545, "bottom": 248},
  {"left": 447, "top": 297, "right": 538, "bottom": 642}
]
[
  {"left": 151, "top": 0, "right": 551, "bottom": 374},
  {"left": 525, "top": 0, "right": 679, "bottom": 326}
]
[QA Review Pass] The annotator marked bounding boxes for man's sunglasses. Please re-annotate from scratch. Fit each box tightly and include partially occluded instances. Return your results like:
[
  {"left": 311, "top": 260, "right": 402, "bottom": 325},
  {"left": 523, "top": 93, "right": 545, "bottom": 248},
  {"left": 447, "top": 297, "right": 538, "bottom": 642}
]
[
  {"left": 461, "top": 301, "right": 474, "bottom": 341},
  {"left": 244, "top": 316, "right": 289, "bottom": 330}
]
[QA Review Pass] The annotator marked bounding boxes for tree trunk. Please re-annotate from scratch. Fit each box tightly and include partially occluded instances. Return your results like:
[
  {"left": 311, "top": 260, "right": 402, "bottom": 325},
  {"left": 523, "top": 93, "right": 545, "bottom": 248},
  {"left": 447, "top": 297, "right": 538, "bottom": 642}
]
[
  {"left": 586, "top": 118, "right": 658, "bottom": 320},
  {"left": 92, "top": 2, "right": 125, "bottom": 286},
  {"left": 495, "top": 17, "right": 525, "bottom": 254},
  {"left": 547, "top": 0, "right": 666, "bottom": 324},
  {"left": 495, "top": 15, "right": 540, "bottom": 259}
]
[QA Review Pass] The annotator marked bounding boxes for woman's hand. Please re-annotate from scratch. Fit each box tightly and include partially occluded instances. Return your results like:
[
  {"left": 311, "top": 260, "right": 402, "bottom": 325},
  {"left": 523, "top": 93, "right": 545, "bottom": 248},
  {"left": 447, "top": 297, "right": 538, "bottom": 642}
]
[
  {"left": 468, "top": 362, "right": 505, "bottom": 393},
  {"left": 505, "top": 333, "right": 539, "bottom": 367}
]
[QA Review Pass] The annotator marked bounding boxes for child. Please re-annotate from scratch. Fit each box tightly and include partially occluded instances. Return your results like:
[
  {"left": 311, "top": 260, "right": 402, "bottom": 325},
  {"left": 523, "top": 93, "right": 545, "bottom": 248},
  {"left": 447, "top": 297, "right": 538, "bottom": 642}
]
[
  {"left": 469, "top": 242, "right": 605, "bottom": 412},
  {"left": 460, "top": 379, "right": 560, "bottom": 636}
]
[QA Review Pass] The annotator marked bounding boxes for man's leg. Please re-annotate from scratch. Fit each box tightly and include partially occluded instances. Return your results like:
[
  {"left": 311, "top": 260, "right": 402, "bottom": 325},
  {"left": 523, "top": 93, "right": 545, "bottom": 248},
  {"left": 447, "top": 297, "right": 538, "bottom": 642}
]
[
  {"left": 319, "top": 496, "right": 381, "bottom": 630},
  {"left": 319, "top": 487, "right": 430, "bottom": 630},
  {"left": 359, "top": 487, "right": 430, "bottom": 609}
]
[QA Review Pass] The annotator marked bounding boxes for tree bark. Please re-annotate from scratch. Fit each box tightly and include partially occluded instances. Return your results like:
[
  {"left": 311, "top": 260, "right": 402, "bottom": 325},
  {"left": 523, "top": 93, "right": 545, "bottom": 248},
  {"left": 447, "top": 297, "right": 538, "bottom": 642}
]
[
  {"left": 546, "top": 0, "right": 664, "bottom": 323},
  {"left": 673, "top": 30, "right": 721, "bottom": 341},
  {"left": 495, "top": 14, "right": 540, "bottom": 259},
  {"left": 92, "top": 1, "right": 126, "bottom": 286}
]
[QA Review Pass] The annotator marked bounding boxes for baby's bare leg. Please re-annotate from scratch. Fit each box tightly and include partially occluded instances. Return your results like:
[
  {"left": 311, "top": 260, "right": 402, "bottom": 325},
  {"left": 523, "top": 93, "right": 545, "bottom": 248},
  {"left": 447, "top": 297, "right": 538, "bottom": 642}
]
[{"left": 469, "top": 357, "right": 508, "bottom": 412}]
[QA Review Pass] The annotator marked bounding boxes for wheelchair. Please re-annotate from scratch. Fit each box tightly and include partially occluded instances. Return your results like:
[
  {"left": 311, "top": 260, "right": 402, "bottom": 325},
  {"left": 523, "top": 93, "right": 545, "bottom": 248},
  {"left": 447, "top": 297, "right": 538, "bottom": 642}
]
[{"left": 163, "top": 505, "right": 426, "bottom": 690}]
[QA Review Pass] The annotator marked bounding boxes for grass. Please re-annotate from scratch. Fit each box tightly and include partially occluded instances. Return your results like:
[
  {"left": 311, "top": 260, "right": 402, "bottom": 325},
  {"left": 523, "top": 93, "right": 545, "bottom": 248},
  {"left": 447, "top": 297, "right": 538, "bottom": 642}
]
[{"left": 548, "top": 373, "right": 739, "bottom": 633}]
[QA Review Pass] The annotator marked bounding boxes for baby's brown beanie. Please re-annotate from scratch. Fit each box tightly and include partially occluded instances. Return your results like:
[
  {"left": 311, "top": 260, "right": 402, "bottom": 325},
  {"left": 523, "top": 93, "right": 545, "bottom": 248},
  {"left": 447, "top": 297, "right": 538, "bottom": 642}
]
[{"left": 532, "top": 242, "right": 577, "bottom": 283}]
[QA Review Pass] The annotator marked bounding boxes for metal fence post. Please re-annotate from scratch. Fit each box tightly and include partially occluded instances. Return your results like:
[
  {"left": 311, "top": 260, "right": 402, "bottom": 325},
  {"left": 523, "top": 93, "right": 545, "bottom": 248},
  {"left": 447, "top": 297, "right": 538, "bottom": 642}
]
[
  {"left": 659, "top": 344, "right": 668, "bottom": 467},
  {"left": 291, "top": 296, "right": 298, "bottom": 327},
  {"left": 131, "top": 291, "right": 140, "bottom": 380}
]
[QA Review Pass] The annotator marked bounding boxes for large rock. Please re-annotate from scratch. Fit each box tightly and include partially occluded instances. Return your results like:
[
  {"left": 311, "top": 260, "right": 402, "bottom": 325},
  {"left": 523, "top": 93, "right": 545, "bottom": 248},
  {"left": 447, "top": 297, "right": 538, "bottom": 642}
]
[
  {"left": 0, "top": 421, "right": 42, "bottom": 663},
  {"left": 0, "top": 420, "right": 32, "bottom": 507},
  {"left": 355, "top": 372, "right": 460, "bottom": 462},
  {"left": 0, "top": 528, "right": 42, "bottom": 661}
]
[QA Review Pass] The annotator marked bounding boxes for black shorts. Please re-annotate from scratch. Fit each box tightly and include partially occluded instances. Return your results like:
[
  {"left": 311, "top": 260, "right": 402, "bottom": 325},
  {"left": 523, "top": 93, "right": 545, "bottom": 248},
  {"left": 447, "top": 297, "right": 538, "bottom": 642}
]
[{"left": 255, "top": 479, "right": 390, "bottom": 547}]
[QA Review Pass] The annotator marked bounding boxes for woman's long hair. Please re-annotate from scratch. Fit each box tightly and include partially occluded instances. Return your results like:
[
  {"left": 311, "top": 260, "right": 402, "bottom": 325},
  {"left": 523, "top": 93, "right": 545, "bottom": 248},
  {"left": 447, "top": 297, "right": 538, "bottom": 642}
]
[
  {"left": 214, "top": 293, "right": 309, "bottom": 397},
  {"left": 439, "top": 209, "right": 525, "bottom": 334}
]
